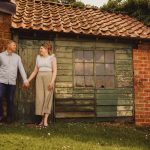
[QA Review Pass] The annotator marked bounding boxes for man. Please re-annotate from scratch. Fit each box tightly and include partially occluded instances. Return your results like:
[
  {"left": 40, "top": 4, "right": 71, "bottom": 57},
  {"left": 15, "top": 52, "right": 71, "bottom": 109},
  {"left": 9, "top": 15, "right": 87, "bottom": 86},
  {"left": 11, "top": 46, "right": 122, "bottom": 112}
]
[{"left": 0, "top": 40, "right": 29, "bottom": 123}]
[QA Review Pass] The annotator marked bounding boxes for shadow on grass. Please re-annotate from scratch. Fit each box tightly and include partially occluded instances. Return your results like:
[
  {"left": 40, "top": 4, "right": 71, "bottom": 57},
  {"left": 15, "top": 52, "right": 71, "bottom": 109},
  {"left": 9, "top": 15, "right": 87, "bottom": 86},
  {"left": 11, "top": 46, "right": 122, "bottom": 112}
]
[{"left": 0, "top": 122, "right": 150, "bottom": 149}]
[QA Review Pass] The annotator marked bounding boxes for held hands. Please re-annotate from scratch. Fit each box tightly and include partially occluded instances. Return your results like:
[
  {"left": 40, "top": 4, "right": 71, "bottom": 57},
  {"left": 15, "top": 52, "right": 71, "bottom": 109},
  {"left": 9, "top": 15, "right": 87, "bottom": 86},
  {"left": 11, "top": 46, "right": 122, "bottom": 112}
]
[
  {"left": 23, "top": 80, "right": 30, "bottom": 88},
  {"left": 23, "top": 80, "right": 54, "bottom": 90},
  {"left": 48, "top": 82, "right": 54, "bottom": 91}
]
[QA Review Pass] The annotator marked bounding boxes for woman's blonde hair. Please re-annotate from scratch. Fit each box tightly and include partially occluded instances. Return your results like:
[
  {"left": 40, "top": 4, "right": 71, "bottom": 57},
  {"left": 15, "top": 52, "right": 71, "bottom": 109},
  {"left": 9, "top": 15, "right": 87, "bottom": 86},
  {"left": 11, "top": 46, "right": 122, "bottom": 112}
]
[{"left": 41, "top": 42, "right": 52, "bottom": 54}]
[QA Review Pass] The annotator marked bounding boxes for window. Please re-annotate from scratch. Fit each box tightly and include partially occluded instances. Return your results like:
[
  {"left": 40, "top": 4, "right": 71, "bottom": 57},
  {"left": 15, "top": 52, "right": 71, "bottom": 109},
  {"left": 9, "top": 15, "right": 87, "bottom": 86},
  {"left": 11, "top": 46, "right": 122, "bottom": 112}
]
[{"left": 74, "top": 50, "right": 115, "bottom": 88}]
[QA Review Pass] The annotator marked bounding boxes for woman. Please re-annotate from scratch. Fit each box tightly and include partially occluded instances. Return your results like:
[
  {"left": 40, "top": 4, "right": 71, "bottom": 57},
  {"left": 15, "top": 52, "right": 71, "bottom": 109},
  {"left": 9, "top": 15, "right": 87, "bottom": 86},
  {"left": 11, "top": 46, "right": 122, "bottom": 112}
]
[{"left": 27, "top": 42, "right": 57, "bottom": 127}]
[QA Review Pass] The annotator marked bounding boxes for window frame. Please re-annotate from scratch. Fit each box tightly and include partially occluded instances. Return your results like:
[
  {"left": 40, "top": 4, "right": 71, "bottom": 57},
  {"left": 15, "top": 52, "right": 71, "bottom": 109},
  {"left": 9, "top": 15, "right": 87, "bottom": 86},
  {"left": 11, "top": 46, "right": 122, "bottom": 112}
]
[{"left": 73, "top": 48, "right": 116, "bottom": 89}]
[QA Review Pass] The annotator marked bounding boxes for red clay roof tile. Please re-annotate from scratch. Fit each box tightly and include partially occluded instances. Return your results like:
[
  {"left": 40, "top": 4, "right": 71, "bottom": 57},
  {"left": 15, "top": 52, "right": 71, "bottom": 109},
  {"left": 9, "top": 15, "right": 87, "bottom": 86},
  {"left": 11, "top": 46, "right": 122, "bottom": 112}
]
[{"left": 11, "top": 0, "right": 150, "bottom": 40}]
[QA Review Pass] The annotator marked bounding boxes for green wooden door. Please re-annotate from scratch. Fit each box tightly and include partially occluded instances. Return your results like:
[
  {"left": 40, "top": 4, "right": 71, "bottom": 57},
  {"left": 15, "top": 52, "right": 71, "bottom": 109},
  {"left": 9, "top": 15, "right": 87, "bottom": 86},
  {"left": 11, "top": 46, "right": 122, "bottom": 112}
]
[{"left": 17, "top": 39, "right": 51, "bottom": 122}]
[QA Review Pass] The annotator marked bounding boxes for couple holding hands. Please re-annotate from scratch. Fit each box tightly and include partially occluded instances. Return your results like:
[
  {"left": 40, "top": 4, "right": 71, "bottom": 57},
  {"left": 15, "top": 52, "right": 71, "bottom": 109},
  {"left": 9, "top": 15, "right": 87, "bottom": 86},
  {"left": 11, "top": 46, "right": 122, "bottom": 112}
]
[{"left": 0, "top": 40, "right": 57, "bottom": 127}]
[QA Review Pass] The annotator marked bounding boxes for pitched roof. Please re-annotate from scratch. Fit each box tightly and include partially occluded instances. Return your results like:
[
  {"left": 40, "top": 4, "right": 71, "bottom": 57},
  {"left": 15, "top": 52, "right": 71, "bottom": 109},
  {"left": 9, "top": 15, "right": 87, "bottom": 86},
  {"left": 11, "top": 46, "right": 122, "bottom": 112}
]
[{"left": 12, "top": 0, "right": 150, "bottom": 40}]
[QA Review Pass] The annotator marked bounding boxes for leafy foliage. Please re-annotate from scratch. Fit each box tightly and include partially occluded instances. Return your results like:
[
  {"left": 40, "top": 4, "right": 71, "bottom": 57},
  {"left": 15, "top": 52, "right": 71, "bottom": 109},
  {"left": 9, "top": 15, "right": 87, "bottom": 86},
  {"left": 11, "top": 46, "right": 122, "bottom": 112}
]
[
  {"left": 101, "top": 0, "right": 150, "bottom": 26},
  {"left": 47, "top": 0, "right": 85, "bottom": 7}
]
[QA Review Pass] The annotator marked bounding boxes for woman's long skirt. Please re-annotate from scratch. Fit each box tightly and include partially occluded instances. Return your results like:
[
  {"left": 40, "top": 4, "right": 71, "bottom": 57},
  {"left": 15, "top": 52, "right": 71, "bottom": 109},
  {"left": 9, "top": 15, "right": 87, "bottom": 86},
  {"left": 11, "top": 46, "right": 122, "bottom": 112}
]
[{"left": 35, "top": 71, "right": 53, "bottom": 115}]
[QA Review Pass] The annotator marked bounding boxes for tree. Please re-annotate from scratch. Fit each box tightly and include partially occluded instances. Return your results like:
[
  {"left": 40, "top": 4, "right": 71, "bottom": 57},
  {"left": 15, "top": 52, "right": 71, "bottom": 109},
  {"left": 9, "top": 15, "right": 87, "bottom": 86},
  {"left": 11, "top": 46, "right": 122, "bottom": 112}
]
[
  {"left": 72, "top": 1, "right": 85, "bottom": 7},
  {"left": 101, "top": 0, "right": 150, "bottom": 26},
  {"left": 60, "top": 0, "right": 76, "bottom": 4},
  {"left": 49, "top": 0, "right": 85, "bottom": 7}
]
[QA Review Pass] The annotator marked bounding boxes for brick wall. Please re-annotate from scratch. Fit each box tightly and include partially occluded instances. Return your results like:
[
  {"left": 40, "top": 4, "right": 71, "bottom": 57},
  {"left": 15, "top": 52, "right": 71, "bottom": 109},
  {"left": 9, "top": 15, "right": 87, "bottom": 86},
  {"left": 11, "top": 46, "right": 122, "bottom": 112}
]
[
  {"left": 133, "top": 43, "right": 150, "bottom": 126},
  {"left": 0, "top": 12, "right": 12, "bottom": 52}
]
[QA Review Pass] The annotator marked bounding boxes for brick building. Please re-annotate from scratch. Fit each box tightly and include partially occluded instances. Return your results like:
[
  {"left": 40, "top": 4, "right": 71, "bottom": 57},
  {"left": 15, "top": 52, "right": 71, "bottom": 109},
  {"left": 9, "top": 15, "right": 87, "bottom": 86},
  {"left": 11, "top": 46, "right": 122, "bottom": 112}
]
[
  {"left": 0, "top": 0, "right": 16, "bottom": 51},
  {"left": 133, "top": 43, "right": 150, "bottom": 125}
]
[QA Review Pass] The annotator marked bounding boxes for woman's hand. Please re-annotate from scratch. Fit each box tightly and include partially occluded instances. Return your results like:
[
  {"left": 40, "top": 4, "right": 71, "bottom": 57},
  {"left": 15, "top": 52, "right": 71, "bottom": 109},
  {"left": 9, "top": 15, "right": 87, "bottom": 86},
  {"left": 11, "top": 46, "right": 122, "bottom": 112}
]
[{"left": 48, "top": 82, "right": 54, "bottom": 91}]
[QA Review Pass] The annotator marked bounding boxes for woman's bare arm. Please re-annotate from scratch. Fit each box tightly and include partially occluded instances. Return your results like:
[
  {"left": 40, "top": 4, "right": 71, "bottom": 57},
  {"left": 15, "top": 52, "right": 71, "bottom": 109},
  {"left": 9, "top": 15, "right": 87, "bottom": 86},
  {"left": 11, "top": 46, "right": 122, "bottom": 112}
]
[
  {"left": 28, "top": 65, "right": 39, "bottom": 82},
  {"left": 48, "top": 57, "right": 57, "bottom": 90},
  {"left": 51, "top": 57, "right": 57, "bottom": 84}
]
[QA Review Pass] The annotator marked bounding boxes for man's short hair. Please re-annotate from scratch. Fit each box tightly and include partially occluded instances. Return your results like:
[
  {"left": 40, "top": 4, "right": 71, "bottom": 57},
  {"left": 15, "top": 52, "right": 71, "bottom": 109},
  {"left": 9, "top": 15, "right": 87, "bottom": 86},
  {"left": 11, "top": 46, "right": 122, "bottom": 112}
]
[{"left": 7, "top": 40, "right": 16, "bottom": 46}]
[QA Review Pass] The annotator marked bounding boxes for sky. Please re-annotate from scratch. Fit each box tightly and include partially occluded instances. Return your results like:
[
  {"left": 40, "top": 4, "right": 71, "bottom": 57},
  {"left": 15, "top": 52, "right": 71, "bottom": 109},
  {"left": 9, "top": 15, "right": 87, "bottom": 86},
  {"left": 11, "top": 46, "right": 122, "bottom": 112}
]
[{"left": 80, "top": 0, "right": 109, "bottom": 7}]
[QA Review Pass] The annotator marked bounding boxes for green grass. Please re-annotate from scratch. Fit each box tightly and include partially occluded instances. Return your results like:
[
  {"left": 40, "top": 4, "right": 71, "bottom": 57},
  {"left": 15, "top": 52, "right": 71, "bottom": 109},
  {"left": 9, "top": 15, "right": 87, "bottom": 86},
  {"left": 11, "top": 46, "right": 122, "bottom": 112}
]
[{"left": 0, "top": 122, "right": 150, "bottom": 150}]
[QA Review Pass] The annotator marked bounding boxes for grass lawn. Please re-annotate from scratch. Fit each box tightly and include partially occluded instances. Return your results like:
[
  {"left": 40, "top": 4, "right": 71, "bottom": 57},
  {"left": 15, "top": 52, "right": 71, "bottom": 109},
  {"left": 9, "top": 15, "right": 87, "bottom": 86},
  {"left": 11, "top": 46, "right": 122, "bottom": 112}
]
[{"left": 0, "top": 122, "right": 150, "bottom": 150}]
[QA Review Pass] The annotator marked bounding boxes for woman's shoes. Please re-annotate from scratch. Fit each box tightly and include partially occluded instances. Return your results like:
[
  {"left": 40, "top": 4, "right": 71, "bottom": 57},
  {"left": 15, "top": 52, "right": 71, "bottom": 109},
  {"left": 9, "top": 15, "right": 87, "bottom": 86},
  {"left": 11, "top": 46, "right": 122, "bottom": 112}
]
[
  {"left": 36, "top": 121, "right": 43, "bottom": 128},
  {"left": 43, "top": 125, "right": 48, "bottom": 128},
  {"left": 36, "top": 120, "right": 49, "bottom": 128},
  {"left": 36, "top": 123, "right": 48, "bottom": 128},
  {"left": 38, "top": 122, "right": 43, "bottom": 126},
  {"left": 43, "top": 123, "right": 48, "bottom": 128}
]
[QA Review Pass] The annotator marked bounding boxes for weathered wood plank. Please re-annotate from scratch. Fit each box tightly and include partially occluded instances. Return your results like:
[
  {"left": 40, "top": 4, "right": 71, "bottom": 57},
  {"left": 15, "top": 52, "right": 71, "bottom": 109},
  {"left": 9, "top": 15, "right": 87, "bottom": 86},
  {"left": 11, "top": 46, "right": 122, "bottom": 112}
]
[
  {"left": 56, "top": 106, "right": 94, "bottom": 112},
  {"left": 96, "top": 111, "right": 133, "bottom": 117},
  {"left": 55, "top": 47, "right": 73, "bottom": 53},
  {"left": 116, "top": 65, "right": 132, "bottom": 71},
  {"left": 55, "top": 52, "right": 72, "bottom": 58},
  {"left": 117, "top": 111, "right": 133, "bottom": 116},
  {"left": 116, "top": 70, "right": 133, "bottom": 75},
  {"left": 57, "top": 64, "right": 73, "bottom": 70},
  {"left": 96, "top": 106, "right": 133, "bottom": 112},
  {"left": 96, "top": 100, "right": 133, "bottom": 106},
  {"left": 96, "top": 112, "right": 117, "bottom": 117},
  {"left": 115, "top": 53, "right": 132, "bottom": 60},
  {"left": 95, "top": 47, "right": 115, "bottom": 51},
  {"left": 116, "top": 80, "right": 133, "bottom": 88},
  {"left": 55, "top": 41, "right": 95, "bottom": 47},
  {"left": 55, "top": 112, "right": 95, "bottom": 118},
  {"left": 55, "top": 82, "right": 73, "bottom": 88},
  {"left": 56, "top": 76, "right": 73, "bottom": 82},
  {"left": 96, "top": 88, "right": 133, "bottom": 94},
  {"left": 55, "top": 40, "right": 132, "bottom": 49},
  {"left": 115, "top": 60, "right": 132, "bottom": 65},
  {"left": 57, "top": 70, "right": 73, "bottom": 76},
  {"left": 73, "top": 93, "right": 95, "bottom": 99},
  {"left": 116, "top": 76, "right": 133, "bottom": 82},
  {"left": 56, "top": 99, "right": 94, "bottom": 105},
  {"left": 55, "top": 94, "right": 73, "bottom": 99},
  {"left": 55, "top": 88, "right": 73, "bottom": 94},
  {"left": 57, "top": 58, "right": 72, "bottom": 64},
  {"left": 115, "top": 49, "right": 132, "bottom": 54},
  {"left": 73, "top": 89, "right": 95, "bottom": 94},
  {"left": 96, "top": 94, "right": 133, "bottom": 100}
]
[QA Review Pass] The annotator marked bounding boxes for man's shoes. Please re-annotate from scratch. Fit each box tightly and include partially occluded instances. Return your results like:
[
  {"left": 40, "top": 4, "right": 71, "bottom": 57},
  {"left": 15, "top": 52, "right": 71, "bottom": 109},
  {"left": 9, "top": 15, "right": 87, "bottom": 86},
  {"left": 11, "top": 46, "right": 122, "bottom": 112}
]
[
  {"left": 0, "top": 116, "right": 3, "bottom": 123},
  {"left": 0, "top": 116, "right": 7, "bottom": 123},
  {"left": 0, "top": 117, "right": 14, "bottom": 124},
  {"left": 6, "top": 118, "right": 13, "bottom": 124}
]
